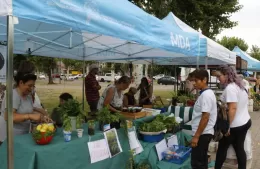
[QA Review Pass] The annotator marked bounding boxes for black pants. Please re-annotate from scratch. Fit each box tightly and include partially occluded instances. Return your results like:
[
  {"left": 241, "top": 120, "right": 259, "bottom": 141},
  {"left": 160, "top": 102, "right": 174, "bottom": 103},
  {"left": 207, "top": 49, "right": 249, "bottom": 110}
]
[
  {"left": 88, "top": 100, "right": 98, "bottom": 115},
  {"left": 191, "top": 134, "right": 212, "bottom": 169},
  {"left": 215, "top": 119, "right": 252, "bottom": 169}
]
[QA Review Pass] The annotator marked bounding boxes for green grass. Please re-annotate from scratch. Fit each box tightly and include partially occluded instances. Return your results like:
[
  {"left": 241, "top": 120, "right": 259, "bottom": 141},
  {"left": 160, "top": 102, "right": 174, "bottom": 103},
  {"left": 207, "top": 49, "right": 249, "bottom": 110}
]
[{"left": 36, "top": 81, "right": 172, "bottom": 114}]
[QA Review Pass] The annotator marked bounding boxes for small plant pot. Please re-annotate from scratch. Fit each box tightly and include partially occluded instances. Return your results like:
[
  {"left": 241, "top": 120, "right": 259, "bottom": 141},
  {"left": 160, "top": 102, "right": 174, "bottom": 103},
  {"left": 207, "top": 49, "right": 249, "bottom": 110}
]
[
  {"left": 110, "top": 121, "right": 121, "bottom": 129},
  {"left": 88, "top": 122, "right": 95, "bottom": 136},
  {"left": 63, "top": 130, "right": 72, "bottom": 142},
  {"left": 69, "top": 116, "right": 76, "bottom": 131},
  {"left": 172, "top": 97, "right": 178, "bottom": 106},
  {"left": 77, "top": 129, "right": 84, "bottom": 138}
]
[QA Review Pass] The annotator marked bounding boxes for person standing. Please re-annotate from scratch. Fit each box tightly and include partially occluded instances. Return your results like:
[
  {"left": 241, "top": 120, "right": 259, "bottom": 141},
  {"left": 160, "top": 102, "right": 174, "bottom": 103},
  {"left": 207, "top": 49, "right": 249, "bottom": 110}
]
[
  {"left": 215, "top": 65, "right": 251, "bottom": 169},
  {"left": 191, "top": 69, "right": 217, "bottom": 169},
  {"left": 85, "top": 64, "right": 101, "bottom": 116}
]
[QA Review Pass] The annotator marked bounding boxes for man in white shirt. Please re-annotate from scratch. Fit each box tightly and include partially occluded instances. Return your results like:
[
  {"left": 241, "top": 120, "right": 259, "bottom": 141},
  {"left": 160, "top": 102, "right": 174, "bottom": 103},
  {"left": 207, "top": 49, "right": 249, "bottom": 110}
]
[{"left": 191, "top": 69, "right": 217, "bottom": 169}]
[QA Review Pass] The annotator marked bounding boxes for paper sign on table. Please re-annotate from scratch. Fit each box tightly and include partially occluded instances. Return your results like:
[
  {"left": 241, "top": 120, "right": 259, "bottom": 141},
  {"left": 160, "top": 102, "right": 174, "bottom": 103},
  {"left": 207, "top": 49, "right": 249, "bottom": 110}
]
[
  {"left": 155, "top": 139, "right": 167, "bottom": 161},
  {"left": 88, "top": 139, "right": 110, "bottom": 163},
  {"left": 104, "top": 128, "right": 123, "bottom": 158},
  {"left": 167, "top": 135, "right": 178, "bottom": 147},
  {"left": 127, "top": 129, "right": 143, "bottom": 155}
]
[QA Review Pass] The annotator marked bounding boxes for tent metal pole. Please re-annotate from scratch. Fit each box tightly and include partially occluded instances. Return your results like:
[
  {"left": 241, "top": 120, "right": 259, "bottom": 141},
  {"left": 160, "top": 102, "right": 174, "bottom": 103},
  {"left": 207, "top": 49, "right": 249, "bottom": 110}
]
[
  {"left": 6, "top": 15, "right": 14, "bottom": 169},
  {"left": 82, "top": 47, "right": 86, "bottom": 111},
  {"left": 205, "top": 57, "right": 208, "bottom": 69},
  {"left": 151, "top": 59, "right": 154, "bottom": 92}
]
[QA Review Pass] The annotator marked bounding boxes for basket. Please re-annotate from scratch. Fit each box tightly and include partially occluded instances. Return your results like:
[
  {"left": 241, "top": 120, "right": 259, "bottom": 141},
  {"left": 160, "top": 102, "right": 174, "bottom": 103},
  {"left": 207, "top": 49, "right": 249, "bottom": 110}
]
[{"left": 162, "top": 145, "right": 191, "bottom": 164}]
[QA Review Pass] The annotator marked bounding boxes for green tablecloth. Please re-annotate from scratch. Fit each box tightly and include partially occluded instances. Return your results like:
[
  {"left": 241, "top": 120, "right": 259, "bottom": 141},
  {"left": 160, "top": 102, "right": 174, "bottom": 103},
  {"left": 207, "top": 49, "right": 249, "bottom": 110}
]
[
  {"left": 134, "top": 132, "right": 193, "bottom": 169},
  {"left": 0, "top": 125, "right": 131, "bottom": 169}
]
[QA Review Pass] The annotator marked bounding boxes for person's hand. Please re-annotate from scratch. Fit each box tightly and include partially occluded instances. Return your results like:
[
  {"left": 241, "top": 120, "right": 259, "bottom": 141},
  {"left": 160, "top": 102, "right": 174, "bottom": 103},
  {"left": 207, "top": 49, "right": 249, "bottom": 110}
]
[
  {"left": 97, "top": 85, "right": 101, "bottom": 90},
  {"left": 191, "top": 136, "right": 199, "bottom": 148},
  {"left": 225, "top": 128, "right": 230, "bottom": 137},
  {"left": 28, "top": 113, "right": 41, "bottom": 122}
]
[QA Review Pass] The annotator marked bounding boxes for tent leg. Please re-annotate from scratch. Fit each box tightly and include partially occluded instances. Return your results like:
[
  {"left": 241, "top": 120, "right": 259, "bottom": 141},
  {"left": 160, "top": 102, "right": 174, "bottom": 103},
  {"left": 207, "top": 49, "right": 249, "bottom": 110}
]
[
  {"left": 82, "top": 59, "right": 85, "bottom": 111},
  {"left": 6, "top": 15, "right": 14, "bottom": 169},
  {"left": 205, "top": 57, "right": 208, "bottom": 69}
]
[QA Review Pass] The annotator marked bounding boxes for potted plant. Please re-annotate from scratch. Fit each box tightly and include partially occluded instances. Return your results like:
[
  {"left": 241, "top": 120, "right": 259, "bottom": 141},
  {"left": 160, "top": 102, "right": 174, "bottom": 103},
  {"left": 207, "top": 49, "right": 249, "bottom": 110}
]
[
  {"left": 171, "top": 91, "right": 179, "bottom": 106},
  {"left": 177, "top": 95, "right": 189, "bottom": 106},
  {"left": 58, "top": 99, "right": 84, "bottom": 131},
  {"left": 97, "top": 106, "right": 121, "bottom": 131}
]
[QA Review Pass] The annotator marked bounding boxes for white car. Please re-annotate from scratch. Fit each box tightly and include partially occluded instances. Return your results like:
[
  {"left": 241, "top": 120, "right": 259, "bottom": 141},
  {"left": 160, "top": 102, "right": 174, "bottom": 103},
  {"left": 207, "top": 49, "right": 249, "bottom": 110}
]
[
  {"left": 98, "top": 73, "right": 121, "bottom": 82},
  {"left": 38, "top": 74, "right": 46, "bottom": 80},
  {"left": 66, "top": 75, "right": 77, "bottom": 81},
  {"left": 153, "top": 74, "right": 165, "bottom": 80}
]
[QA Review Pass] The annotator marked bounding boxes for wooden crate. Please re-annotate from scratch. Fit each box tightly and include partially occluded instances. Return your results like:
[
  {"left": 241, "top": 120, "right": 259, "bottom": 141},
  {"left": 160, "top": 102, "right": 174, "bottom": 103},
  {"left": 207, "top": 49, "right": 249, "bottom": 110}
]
[{"left": 120, "top": 111, "right": 151, "bottom": 120}]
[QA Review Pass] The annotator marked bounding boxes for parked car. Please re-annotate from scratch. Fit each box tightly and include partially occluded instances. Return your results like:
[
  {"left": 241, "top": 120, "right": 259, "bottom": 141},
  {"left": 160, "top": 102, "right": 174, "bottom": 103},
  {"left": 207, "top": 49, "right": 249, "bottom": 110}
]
[
  {"left": 98, "top": 73, "right": 121, "bottom": 82},
  {"left": 38, "top": 74, "right": 46, "bottom": 80},
  {"left": 157, "top": 76, "right": 176, "bottom": 85},
  {"left": 66, "top": 74, "right": 78, "bottom": 80},
  {"left": 51, "top": 74, "right": 60, "bottom": 78},
  {"left": 153, "top": 74, "right": 165, "bottom": 80}
]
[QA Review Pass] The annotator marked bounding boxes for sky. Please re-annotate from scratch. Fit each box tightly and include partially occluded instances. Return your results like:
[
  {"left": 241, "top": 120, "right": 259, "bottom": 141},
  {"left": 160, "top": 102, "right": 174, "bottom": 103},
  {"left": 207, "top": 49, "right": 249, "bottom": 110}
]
[{"left": 217, "top": 0, "right": 260, "bottom": 51}]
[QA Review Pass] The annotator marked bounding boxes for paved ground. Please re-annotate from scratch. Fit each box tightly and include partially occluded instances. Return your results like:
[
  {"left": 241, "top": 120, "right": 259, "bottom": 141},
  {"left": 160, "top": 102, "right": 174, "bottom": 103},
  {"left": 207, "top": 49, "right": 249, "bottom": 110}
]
[{"left": 250, "top": 111, "right": 260, "bottom": 168}]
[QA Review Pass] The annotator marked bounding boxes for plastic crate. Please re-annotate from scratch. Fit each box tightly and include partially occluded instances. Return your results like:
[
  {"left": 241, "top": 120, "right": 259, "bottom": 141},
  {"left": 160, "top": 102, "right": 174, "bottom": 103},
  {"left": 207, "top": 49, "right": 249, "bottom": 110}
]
[
  {"left": 142, "top": 133, "right": 164, "bottom": 143},
  {"left": 162, "top": 145, "right": 191, "bottom": 164}
]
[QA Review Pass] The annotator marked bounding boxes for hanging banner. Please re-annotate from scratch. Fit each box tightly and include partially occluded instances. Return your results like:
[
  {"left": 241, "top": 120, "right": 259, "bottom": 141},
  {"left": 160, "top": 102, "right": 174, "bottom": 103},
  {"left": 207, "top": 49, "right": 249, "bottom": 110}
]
[{"left": 0, "top": 46, "right": 6, "bottom": 83}]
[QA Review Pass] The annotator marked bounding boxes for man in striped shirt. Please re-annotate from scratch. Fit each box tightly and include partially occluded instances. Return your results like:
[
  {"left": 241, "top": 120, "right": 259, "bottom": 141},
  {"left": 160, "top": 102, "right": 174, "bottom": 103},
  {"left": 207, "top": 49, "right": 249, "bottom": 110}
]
[{"left": 85, "top": 64, "right": 101, "bottom": 116}]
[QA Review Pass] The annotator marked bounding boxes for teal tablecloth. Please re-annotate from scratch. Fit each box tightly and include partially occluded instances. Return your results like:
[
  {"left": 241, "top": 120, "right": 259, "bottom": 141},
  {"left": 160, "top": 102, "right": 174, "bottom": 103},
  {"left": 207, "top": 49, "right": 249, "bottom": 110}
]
[{"left": 0, "top": 125, "right": 131, "bottom": 169}]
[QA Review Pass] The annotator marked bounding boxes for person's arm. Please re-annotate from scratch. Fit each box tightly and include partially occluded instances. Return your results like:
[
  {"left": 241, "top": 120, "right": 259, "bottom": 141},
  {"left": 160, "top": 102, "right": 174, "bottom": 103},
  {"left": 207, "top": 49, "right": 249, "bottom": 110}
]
[
  {"left": 141, "top": 86, "right": 153, "bottom": 102},
  {"left": 227, "top": 102, "right": 237, "bottom": 124},
  {"left": 4, "top": 109, "right": 41, "bottom": 122},
  {"left": 191, "top": 94, "right": 213, "bottom": 147},
  {"left": 193, "top": 112, "right": 210, "bottom": 139},
  {"left": 33, "top": 107, "right": 48, "bottom": 116},
  {"left": 103, "top": 88, "right": 120, "bottom": 113},
  {"left": 225, "top": 85, "right": 238, "bottom": 125},
  {"left": 123, "top": 95, "right": 128, "bottom": 107}
]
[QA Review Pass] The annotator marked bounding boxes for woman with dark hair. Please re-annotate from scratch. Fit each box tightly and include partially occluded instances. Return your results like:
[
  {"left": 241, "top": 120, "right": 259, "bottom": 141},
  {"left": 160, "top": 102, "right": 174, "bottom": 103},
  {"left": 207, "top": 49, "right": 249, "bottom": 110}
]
[
  {"left": 98, "top": 76, "right": 131, "bottom": 113},
  {"left": 215, "top": 65, "right": 251, "bottom": 169},
  {"left": 3, "top": 72, "right": 43, "bottom": 135},
  {"left": 138, "top": 77, "right": 152, "bottom": 106}
]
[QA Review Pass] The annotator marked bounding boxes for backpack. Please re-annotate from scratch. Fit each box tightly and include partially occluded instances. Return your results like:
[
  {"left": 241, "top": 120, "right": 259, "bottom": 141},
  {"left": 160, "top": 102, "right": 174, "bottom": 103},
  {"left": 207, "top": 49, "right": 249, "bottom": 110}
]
[{"left": 213, "top": 100, "right": 229, "bottom": 142}]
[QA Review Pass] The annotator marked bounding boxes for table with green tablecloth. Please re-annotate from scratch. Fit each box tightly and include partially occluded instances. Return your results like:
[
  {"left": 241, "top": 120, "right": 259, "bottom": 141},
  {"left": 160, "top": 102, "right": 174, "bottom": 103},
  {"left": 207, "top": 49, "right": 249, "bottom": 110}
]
[
  {"left": 0, "top": 121, "right": 214, "bottom": 169},
  {"left": 0, "top": 125, "right": 131, "bottom": 169}
]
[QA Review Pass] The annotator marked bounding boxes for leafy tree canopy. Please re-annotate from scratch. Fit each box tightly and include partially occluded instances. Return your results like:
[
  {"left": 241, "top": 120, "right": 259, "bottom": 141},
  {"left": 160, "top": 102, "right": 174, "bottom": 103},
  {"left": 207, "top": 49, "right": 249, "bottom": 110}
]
[
  {"left": 130, "top": 0, "right": 242, "bottom": 39},
  {"left": 218, "top": 36, "right": 249, "bottom": 51}
]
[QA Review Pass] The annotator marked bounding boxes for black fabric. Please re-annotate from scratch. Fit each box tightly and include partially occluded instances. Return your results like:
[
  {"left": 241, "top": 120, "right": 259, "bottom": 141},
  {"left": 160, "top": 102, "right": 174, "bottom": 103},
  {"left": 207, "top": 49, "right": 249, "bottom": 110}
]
[
  {"left": 51, "top": 107, "right": 63, "bottom": 128},
  {"left": 213, "top": 100, "right": 230, "bottom": 141},
  {"left": 88, "top": 100, "right": 98, "bottom": 115},
  {"left": 124, "top": 93, "right": 135, "bottom": 106},
  {"left": 191, "top": 134, "right": 213, "bottom": 169},
  {"left": 215, "top": 119, "right": 252, "bottom": 169},
  {"left": 253, "top": 85, "right": 260, "bottom": 92}
]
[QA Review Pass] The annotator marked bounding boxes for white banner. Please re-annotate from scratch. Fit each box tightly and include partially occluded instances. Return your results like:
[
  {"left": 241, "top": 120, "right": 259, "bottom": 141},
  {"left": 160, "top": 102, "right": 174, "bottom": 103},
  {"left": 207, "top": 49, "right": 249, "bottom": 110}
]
[
  {"left": 0, "top": 46, "right": 6, "bottom": 83},
  {"left": 0, "top": 0, "right": 12, "bottom": 16}
]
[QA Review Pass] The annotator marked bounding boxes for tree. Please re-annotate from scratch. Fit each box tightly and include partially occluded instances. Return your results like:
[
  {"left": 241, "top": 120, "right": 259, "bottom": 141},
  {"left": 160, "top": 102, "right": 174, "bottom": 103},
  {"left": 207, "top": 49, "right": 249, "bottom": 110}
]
[
  {"left": 130, "top": 0, "right": 242, "bottom": 39},
  {"left": 218, "top": 36, "right": 249, "bottom": 51},
  {"left": 28, "top": 56, "right": 57, "bottom": 84},
  {"left": 251, "top": 45, "right": 260, "bottom": 61}
]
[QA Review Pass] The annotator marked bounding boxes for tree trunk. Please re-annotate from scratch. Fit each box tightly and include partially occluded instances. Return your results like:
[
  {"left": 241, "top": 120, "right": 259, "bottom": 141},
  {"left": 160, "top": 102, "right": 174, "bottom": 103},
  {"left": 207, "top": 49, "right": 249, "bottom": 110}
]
[{"left": 48, "top": 67, "right": 54, "bottom": 84}]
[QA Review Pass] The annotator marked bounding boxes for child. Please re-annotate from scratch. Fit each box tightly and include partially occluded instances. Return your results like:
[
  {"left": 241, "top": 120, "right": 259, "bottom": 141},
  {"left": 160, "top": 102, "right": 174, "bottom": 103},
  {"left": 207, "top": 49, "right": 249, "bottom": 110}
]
[
  {"left": 51, "top": 93, "right": 73, "bottom": 127},
  {"left": 190, "top": 69, "right": 217, "bottom": 169}
]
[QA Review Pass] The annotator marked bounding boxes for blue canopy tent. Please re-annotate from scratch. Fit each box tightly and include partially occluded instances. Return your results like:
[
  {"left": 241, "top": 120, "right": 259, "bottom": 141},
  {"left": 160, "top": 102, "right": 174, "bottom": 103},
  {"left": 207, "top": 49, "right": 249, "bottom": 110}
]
[
  {"left": 1, "top": 0, "right": 203, "bottom": 167},
  {"left": 161, "top": 12, "right": 236, "bottom": 66},
  {"left": 0, "top": 0, "right": 202, "bottom": 61},
  {"left": 233, "top": 46, "right": 260, "bottom": 71}
]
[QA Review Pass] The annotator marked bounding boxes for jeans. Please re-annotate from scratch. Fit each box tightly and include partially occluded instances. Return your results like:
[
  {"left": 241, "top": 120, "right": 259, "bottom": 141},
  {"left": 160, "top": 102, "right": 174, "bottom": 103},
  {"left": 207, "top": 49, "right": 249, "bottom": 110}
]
[
  {"left": 191, "top": 134, "right": 212, "bottom": 169},
  {"left": 88, "top": 100, "right": 98, "bottom": 115},
  {"left": 215, "top": 119, "right": 252, "bottom": 169}
]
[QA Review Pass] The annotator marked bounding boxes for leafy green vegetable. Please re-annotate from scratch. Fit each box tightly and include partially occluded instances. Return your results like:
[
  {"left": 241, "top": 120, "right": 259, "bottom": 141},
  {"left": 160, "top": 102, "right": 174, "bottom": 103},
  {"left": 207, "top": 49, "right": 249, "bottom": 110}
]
[
  {"left": 139, "top": 115, "right": 178, "bottom": 132},
  {"left": 97, "top": 106, "right": 121, "bottom": 124}
]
